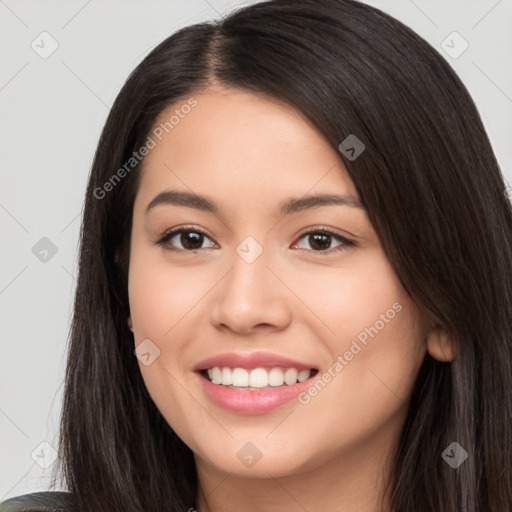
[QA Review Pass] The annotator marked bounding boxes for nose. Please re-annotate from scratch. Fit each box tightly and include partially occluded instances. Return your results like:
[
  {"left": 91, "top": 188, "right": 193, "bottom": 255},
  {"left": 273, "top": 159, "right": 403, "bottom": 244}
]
[{"left": 210, "top": 246, "right": 293, "bottom": 336}]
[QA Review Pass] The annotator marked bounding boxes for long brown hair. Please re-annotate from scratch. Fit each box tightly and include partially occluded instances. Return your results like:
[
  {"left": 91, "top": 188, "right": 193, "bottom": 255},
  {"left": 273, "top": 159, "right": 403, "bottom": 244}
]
[{"left": 52, "top": 1, "right": 512, "bottom": 510}]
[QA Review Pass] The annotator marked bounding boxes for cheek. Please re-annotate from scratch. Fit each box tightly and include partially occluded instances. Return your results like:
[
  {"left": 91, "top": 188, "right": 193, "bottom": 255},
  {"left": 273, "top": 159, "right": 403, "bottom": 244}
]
[
  {"left": 128, "top": 248, "right": 212, "bottom": 333},
  {"left": 128, "top": 252, "right": 202, "bottom": 447},
  {"left": 286, "top": 247, "right": 415, "bottom": 341},
  {"left": 287, "top": 247, "right": 425, "bottom": 396}
]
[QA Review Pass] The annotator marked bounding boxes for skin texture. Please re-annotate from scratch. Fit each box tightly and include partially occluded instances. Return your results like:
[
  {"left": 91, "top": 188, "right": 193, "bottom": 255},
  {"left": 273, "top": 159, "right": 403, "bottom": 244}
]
[{"left": 127, "top": 87, "right": 455, "bottom": 512}]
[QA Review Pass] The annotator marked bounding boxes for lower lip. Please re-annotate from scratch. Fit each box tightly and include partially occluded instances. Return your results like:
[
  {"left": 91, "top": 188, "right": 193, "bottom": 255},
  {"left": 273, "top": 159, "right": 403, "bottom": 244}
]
[{"left": 195, "top": 371, "right": 317, "bottom": 414}]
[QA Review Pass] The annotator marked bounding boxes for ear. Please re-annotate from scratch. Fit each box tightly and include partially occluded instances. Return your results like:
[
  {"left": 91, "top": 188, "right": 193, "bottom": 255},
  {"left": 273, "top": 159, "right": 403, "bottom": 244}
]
[
  {"left": 127, "top": 316, "right": 134, "bottom": 332},
  {"left": 426, "top": 326, "right": 457, "bottom": 362}
]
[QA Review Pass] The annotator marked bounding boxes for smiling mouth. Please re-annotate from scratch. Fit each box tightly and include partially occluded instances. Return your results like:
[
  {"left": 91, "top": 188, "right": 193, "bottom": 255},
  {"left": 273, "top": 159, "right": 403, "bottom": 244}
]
[{"left": 198, "top": 367, "right": 319, "bottom": 390}]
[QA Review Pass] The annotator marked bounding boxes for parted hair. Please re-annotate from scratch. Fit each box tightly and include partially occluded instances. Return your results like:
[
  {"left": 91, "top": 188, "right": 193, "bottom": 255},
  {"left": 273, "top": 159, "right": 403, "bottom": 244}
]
[{"left": 51, "top": 1, "right": 512, "bottom": 510}]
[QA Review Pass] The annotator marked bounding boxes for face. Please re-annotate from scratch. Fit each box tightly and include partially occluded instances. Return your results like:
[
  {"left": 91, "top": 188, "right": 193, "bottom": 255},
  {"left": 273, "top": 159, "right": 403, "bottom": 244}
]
[{"left": 127, "top": 86, "right": 429, "bottom": 480}]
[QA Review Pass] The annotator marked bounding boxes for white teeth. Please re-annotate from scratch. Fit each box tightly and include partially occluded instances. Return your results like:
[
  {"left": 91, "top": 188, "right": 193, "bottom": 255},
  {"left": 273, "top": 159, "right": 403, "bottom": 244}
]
[
  {"left": 249, "top": 368, "right": 268, "bottom": 388},
  {"left": 297, "top": 369, "right": 311, "bottom": 382},
  {"left": 269, "top": 368, "right": 284, "bottom": 386},
  {"left": 204, "top": 366, "right": 315, "bottom": 387},
  {"left": 211, "top": 367, "right": 222, "bottom": 384},
  {"left": 232, "top": 367, "right": 249, "bottom": 386},
  {"left": 221, "top": 367, "right": 233, "bottom": 385},
  {"left": 284, "top": 368, "right": 298, "bottom": 385}
]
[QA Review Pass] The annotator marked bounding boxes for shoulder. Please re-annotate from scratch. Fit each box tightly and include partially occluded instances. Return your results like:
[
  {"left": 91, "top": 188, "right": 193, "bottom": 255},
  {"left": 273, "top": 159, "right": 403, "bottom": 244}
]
[{"left": 0, "top": 492, "right": 76, "bottom": 512}]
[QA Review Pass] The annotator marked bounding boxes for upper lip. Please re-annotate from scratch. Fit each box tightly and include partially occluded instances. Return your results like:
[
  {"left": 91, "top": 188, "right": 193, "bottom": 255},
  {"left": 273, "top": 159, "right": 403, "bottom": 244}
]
[{"left": 194, "top": 352, "right": 318, "bottom": 371}]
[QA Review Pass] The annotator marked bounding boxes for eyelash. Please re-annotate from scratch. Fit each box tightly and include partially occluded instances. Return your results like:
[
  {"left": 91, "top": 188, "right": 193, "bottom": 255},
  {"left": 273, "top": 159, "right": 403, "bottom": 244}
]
[{"left": 152, "top": 225, "right": 356, "bottom": 255}]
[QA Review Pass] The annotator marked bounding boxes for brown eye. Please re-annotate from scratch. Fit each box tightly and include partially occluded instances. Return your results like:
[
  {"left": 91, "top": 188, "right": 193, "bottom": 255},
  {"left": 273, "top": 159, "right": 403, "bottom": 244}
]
[
  {"left": 293, "top": 229, "right": 355, "bottom": 254},
  {"left": 155, "top": 228, "right": 217, "bottom": 251}
]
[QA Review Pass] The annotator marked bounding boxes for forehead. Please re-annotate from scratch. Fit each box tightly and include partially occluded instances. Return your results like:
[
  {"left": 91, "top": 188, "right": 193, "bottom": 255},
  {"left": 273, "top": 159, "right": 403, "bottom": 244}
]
[{"left": 136, "top": 87, "right": 358, "bottom": 209}]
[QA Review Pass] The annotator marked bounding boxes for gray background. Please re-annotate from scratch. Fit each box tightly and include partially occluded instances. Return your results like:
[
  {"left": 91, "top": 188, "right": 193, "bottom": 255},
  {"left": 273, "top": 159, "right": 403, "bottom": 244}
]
[{"left": 1, "top": 0, "right": 511, "bottom": 500}]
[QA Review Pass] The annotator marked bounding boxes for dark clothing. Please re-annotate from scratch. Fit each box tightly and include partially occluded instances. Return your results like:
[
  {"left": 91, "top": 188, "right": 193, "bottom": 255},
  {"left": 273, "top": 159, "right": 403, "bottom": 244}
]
[{"left": 0, "top": 492, "right": 76, "bottom": 512}]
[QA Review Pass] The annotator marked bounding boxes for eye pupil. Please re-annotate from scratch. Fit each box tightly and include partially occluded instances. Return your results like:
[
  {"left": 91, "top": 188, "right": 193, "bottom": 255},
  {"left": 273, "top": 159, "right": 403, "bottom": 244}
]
[
  {"left": 309, "top": 233, "right": 331, "bottom": 251},
  {"left": 181, "top": 231, "right": 203, "bottom": 250}
]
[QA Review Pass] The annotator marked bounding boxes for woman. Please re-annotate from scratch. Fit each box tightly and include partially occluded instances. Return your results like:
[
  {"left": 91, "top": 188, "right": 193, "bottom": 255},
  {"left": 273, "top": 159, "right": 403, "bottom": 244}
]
[{"left": 2, "top": 0, "right": 511, "bottom": 510}]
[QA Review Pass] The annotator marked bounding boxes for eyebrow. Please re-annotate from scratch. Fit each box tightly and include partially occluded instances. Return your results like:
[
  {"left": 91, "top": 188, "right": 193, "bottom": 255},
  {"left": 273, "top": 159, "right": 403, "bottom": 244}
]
[{"left": 145, "top": 190, "right": 364, "bottom": 216}]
